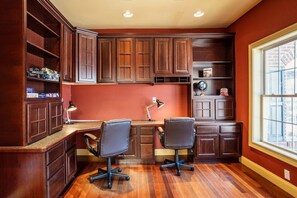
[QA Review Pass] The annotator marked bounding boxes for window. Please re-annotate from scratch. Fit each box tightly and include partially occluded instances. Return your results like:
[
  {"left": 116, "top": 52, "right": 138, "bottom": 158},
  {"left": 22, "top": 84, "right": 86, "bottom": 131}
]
[{"left": 249, "top": 23, "right": 297, "bottom": 166}]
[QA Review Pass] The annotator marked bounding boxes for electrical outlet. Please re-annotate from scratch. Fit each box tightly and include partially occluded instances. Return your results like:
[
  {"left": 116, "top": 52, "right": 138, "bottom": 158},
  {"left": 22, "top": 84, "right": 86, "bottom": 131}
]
[
  {"left": 284, "top": 169, "right": 290, "bottom": 180},
  {"left": 152, "top": 97, "right": 156, "bottom": 103}
]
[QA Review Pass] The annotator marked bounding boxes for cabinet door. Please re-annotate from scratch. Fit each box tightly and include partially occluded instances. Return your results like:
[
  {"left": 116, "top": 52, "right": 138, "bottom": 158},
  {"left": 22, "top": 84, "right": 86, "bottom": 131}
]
[
  {"left": 195, "top": 134, "right": 219, "bottom": 159},
  {"left": 77, "top": 33, "right": 97, "bottom": 82},
  {"left": 135, "top": 38, "right": 153, "bottom": 83},
  {"left": 192, "top": 99, "right": 214, "bottom": 120},
  {"left": 65, "top": 146, "right": 77, "bottom": 184},
  {"left": 49, "top": 101, "right": 63, "bottom": 135},
  {"left": 154, "top": 38, "right": 173, "bottom": 75},
  {"left": 173, "top": 38, "right": 192, "bottom": 74},
  {"left": 117, "top": 38, "right": 135, "bottom": 82},
  {"left": 47, "top": 167, "right": 65, "bottom": 198},
  {"left": 62, "top": 25, "right": 74, "bottom": 82},
  {"left": 97, "top": 38, "right": 116, "bottom": 83},
  {"left": 215, "top": 98, "right": 234, "bottom": 120},
  {"left": 219, "top": 134, "right": 241, "bottom": 157},
  {"left": 27, "top": 102, "right": 48, "bottom": 144},
  {"left": 120, "top": 127, "right": 138, "bottom": 158}
]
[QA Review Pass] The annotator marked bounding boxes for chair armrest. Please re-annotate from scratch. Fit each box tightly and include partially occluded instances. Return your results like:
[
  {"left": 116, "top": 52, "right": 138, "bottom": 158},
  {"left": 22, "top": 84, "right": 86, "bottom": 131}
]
[
  {"left": 84, "top": 133, "right": 100, "bottom": 156},
  {"left": 157, "top": 127, "right": 164, "bottom": 134}
]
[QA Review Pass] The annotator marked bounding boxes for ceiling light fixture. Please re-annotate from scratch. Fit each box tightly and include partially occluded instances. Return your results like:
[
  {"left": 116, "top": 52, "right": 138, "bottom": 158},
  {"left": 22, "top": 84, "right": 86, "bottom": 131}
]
[
  {"left": 193, "top": 10, "right": 204, "bottom": 18},
  {"left": 123, "top": 10, "right": 133, "bottom": 18}
]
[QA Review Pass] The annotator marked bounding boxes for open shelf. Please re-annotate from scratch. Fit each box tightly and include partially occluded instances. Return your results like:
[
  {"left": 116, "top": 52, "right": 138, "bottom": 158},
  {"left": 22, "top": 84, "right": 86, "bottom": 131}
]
[
  {"left": 27, "top": 76, "right": 60, "bottom": 83},
  {"left": 193, "top": 77, "right": 233, "bottom": 80},
  {"left": 27, "top": 12, "right": 60, "bottom": 38},
  {"left": 193, "top": 61, "right": 232, "bottom": 67},
  {"left": 27, "top": 41, "right": 60, "bottom": 59}
]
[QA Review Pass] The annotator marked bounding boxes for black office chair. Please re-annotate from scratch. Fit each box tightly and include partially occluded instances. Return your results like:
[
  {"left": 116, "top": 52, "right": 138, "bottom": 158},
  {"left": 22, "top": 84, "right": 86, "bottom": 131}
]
[
  {"left": 84, "top": 119, "right": 131, "bottom": 188},
  {"left": 158, "top": 117, "right": 196, "bottom": 176}
]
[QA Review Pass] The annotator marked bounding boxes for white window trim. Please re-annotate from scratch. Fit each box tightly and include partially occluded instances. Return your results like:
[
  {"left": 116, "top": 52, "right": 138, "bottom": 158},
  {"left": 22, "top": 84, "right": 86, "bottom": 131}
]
[{"left": 249, "top": 23, "right": 297, "bottom": 168}]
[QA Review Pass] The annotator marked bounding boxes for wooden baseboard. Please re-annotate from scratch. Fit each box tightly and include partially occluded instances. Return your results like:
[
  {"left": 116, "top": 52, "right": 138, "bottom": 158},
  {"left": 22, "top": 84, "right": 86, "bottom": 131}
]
[{"left": 241, "top": 156, "right": 297, "bottom": 197}]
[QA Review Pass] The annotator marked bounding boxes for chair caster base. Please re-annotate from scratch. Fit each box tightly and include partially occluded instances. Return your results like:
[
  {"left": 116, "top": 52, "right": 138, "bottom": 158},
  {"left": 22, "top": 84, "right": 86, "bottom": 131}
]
[
  {"left": 160, "top": 167, "right": 164, "bottom": 171},
  {"left": 177, "top": 171, "right": 181, "bottom": 176},
  {"left": 118, "top": 168, "right": 122, "bottom": 172},
  {"left": 190, "top": 167, "right": 194, "bottom": 171},
  {"left": 126, "top": 176, "right": 130, "bottom": 181},
  {"left": 108, "top": 182, "right": 112, "bottom": 189}
]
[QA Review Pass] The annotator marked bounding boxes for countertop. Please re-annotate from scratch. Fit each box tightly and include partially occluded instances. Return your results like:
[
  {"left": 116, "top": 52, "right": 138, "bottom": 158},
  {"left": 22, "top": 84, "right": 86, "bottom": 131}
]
[{"left": 0, "top": 120, "right": 240, "bottom": 152}]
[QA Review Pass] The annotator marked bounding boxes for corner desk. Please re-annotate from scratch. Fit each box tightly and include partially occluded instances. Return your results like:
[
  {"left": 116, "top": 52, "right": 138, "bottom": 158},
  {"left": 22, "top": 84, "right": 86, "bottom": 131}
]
[{"left": 0, "top": 120, "right": 241, "bottom": 198}]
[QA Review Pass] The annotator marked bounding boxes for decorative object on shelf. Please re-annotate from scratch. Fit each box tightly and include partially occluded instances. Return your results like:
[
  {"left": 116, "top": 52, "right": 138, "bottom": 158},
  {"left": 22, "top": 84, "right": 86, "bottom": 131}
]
[
  {"left": 65, "top": 101, "right": 77, "bottom": 124},
  {"left": 220, "top": 88, "right": 229, "bottom": 96},
  {"left": 197, "top": 81, "right": 207, "bottom": 96},
  {"left": 203, "top": 68, "right": 213, "bottom": 77},
  {"left": 27, "top": 66, "right": 60, "bottom": 82},
  {"left": 146, "top": 97, "right": 165, "bottom": 121}
]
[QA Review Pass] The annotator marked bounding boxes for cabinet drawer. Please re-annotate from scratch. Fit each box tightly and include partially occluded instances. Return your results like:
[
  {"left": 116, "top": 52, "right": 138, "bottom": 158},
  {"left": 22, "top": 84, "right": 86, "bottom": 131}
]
[
  {"left": 140, "top": 127, "right": 154, "bottom": 135},
  {"left": 141, "top": 135, "right": 153, "bottom": 143},
  {"left": 65, "top": 135, "right": 76, "bottom": 151},
  {"left": 47, "top": 166, "right": 65, "bottom": 198},
  {"left": 47, "top": 154, "right": 65, "bottom": 179},
  {"left": 196, "top": 126, "right": 219, "bottom": 134},
  {"left": 47, "top": 142, "right": 64, "bottom": 165},
  {"left": 220, "top": 125, "right": 241, "bottom": 133}
]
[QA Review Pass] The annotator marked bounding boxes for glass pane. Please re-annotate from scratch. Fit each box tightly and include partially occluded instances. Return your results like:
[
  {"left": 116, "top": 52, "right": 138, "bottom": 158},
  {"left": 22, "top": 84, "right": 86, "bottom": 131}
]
[
  {"left": 284, "top": 97, "right": 293, "bottom": 123},
  {"left": 265, "top": 48, "right": 279, "bottom": 73},
  {"left": 262, "top": 119, "right": 269, "bottom": 141},
  {"left": 294, "top": 98, "right": 297, "bottom": 124},
  {"left": 284, "top": 123, "right": 293, "bottom": 151},
  {"left": 267, "top": 120, "right": 277, "bottom": 142},
  {"left": 276, "top": 121, "right": 284, "bottom": 143},
  {"left": 279, "top": 41, "right": 295, "bottom": 70},
  {"left": 265, "top": 71, "right": 279, "bottom": 95},
  {"left": 280, "top": 69, "right": 295, "bottom": 94},
  {"left": 293, "top": 124, "right": 297, "bottom": 152},
  {"left": 276, "top": 97, "right": 283, "bottom": 122}
]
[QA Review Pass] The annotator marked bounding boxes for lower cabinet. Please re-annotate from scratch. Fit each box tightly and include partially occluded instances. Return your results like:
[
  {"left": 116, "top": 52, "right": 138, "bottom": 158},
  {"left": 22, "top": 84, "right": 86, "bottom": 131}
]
[
  {"left": 194, "top": 122, "right": 241, "bottom": 162},
  {"left": 117, "top": 126, "right": 155, "bottom": 164}
]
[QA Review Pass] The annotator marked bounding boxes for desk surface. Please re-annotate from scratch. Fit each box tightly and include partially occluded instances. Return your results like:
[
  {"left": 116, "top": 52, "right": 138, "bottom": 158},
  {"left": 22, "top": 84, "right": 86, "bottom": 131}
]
[{"left": 0, "top": 120, "right": 240, "bottom": 152}]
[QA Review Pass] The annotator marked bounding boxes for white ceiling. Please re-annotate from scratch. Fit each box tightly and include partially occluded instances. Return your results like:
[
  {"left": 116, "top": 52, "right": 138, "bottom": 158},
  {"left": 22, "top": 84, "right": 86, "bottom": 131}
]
[{"left": 49, "top": 0, "right": 262, "bottom": 29}]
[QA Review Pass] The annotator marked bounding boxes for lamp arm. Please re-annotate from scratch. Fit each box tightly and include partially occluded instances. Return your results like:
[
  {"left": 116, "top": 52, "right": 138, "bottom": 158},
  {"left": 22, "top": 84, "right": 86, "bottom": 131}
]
[{"left": 146, "top": 103, "right": 156, "bottom": 121}]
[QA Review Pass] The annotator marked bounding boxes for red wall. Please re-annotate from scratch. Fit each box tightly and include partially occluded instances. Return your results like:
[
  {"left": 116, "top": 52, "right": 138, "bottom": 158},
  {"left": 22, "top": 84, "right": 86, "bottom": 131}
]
[
  {"left": 69, "top": 84, "right": 188, "bottom": 121},
  {"left": 228, "top": 0, "right": 297, "bottom": 186}
]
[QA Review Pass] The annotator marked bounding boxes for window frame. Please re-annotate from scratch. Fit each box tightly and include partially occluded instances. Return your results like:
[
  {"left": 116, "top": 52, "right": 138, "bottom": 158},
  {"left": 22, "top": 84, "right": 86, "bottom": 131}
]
[{"left": 249, "top": 23, "right": 297, "bottom": 167}]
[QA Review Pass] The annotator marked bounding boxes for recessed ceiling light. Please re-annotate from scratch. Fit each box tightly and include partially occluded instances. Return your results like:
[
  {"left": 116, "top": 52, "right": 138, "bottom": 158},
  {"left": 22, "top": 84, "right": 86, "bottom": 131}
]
[
  {"left": 123, "top": 10, "right": 133, "bottom": 18},
  {"left": 193, "top": 10, "right": 204, "bottom": 18}
]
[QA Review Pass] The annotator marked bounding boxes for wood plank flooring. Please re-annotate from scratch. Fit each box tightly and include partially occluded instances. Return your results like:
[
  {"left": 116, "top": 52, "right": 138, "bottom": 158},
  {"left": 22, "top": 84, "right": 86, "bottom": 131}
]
[{"left": 62, "top": 162, "right": 293, "bottom": 198}]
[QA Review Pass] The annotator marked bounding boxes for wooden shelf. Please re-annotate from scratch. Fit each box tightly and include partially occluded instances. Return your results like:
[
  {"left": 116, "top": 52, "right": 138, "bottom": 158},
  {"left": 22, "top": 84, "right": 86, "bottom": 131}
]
[
  {"left": 27, "top": 41, "right": 59, "bottom": 59},
  {"left": 27, "top": 12, "right": 60, "bottom": 38},
  {"left": 193, "top": 61, "right": 232, "bottom": 67},
  {"left": 27, "top": 76, "right": 60, "bottom": 84},
  {"left": 193, "top": 77, "right": 233, "bottom": 80}
]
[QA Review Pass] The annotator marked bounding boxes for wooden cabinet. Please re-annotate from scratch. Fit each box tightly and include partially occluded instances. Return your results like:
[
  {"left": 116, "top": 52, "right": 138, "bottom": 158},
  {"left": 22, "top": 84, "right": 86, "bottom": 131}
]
[
  {"left": 65, "top": 135, "right": 77, "bottom": 184},
  {"left": 155, "top": 38, "right": 192, "bottom": 76},
  {"left": 117, "top": 38, "right": 135, "bottom": 82},
  {"left": 49, "top": 101, "right": 63, "bottom": 135},
  {"left": 191, "top": 34, "right": 235, "bottom": 121},
  {"left": 75, "top": 28, "right": 97, "bottom": 83},
  {"left": 192, "top": 98, "right": 214, "bottom": 120},
  {"left": 194, "top": 123, "right": 241, "bottom": 162},
  {"left": 0, "top": 0, "right": 63, "bottom": 146},
  {"left": 154, "top": 38, "right": 173, "bottom": 75},
  {"left": 26, "top": 102, "right": 49, "bottom": 144},
  {"left": 135, "top": 38, "right": 154, "bottom": 83},
  {"left": 62, "top": 25, "right": 74, "bottom": 82},
  {"left": 97, "top": 38, "right": 116, "bottom": 83},
  {"left": 117, "top": 126, "right": 155, "bottom": 164}
]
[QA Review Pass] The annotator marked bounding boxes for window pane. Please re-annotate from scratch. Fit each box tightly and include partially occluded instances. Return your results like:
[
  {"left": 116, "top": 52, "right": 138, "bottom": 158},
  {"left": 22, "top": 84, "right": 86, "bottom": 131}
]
[
  {"left": 276, "top": 97, "right": 283, "bottom": 122},
  {"left": 284, "top": 97, "right": 293, "bottom": 123},
  {"left": 281, "top": 69, "right": 295, "bottom": 94},
  {"left": 279, "top": 41, "right": 295, "bottom": 70},
  {"left": 293, "top": 124, "right": 297, "bottom": 152}
]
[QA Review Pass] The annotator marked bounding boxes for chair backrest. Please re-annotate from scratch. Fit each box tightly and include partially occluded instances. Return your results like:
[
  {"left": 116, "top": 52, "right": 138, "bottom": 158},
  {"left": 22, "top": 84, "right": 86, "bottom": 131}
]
[
  {"left": 164, "top": 117, "right": 195, "bottom": 149},
  {"left": 100, "top": 119, "right": 131, "bottom": 157}
]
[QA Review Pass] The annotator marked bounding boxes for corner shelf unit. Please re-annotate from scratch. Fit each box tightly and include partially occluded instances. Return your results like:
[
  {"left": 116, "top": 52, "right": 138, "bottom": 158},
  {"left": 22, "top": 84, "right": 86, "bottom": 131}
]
[{"left": 191, "top": 34, "right": 235, "bottom": 120}]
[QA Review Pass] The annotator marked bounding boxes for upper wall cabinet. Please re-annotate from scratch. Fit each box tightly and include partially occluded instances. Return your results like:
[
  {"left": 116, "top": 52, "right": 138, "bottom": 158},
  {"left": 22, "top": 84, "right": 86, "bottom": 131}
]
[
  {"left": 97, "top": 38, "right": 116, "bottom": 83},
  {"left": 75, "top": 28, "right": 97, "bottom": 83},
  {"left": 116, "top": 38, "right": 154, "bottom": 83},
  {"left": 117, "top": 38, "right": 135, "bottom": 82},
  {"left": 154, "top": 38, "right": 192, "bottom": 76},
  {"left": 62, "top": 24, "right": 74, "bottom": 82}
]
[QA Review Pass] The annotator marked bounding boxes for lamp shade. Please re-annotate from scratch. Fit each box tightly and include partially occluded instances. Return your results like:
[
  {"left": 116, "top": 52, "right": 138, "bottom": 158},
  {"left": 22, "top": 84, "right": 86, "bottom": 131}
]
[
  {"left": 67, "top": 101, "right": 77, "bottom": 112},
  {"left": 156, "top": 99, "right": 165, "bottom": 109}
]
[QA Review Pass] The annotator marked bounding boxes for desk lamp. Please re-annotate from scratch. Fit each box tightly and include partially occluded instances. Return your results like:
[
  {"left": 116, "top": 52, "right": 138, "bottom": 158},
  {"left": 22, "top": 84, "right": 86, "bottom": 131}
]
[
  {"left": 65, "top": 101, "right": 77, "bottom": 124},
  {"left": 146, "top": 98, "right": 165, "bottom": 121}
]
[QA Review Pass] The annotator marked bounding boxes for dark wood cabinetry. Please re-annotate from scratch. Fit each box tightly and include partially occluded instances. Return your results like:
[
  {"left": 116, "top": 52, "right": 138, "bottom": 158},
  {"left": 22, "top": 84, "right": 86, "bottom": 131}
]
[
  {"left": 117, "top": 126, "right": 155, "bottom": 164},
  {"left": 97, "top": 38, "right": 116, "bottom": 83},
  {"left": 117, "top": 38, "right": 135, "bottom": 82},
  {"left": 49, "top": 101, "right": 63, "bottom": 134},
  {"left": 75, "top": 28, "right": 97, "bottom": 83},
  {"left": 192, "top": 34, "right": 235, "bottom": 120},
  {"left": 194, "top": 123, "right": 241, "bottom": 162},
  {"left": 155, "top": 38, "right": 192, "bottom": 76},
  {"left": 62, "top": 25, "right": 74, "bottom": 82}
]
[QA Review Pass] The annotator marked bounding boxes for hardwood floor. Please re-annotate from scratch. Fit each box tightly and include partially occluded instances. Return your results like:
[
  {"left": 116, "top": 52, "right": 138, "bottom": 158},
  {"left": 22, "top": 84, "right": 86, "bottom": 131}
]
[{"left": 62, "top": 162, "right": 292, "bottom": 198}]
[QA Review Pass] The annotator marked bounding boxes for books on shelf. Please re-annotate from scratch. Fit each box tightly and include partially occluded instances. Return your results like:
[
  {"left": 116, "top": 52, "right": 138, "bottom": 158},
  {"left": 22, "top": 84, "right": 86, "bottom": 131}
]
[{"left": 203, "top": 68, "right": 212, "bottom": 77}]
